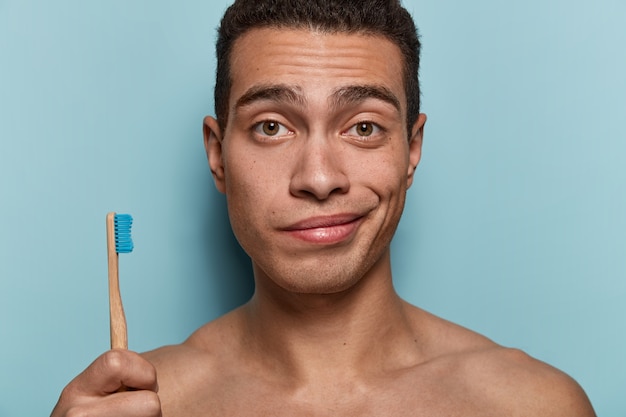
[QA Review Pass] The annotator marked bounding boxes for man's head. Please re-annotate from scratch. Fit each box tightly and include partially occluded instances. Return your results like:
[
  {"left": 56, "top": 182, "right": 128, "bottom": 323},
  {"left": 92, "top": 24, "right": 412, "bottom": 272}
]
[
  {"left": 204, "top": 0, "right": 426, "bottom": 295},
  {"left": 214, "top": 0, "right": 421, "bottom": 135}
]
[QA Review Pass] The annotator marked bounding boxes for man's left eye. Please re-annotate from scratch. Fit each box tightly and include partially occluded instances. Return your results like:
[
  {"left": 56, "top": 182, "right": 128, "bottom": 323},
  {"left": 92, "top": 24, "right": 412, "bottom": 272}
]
[{"left": 346, "top": 122, "right": 380, "bottom": 137}]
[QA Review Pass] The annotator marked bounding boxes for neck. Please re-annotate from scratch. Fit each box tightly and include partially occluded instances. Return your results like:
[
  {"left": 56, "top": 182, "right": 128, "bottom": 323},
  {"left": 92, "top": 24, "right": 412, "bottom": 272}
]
[{"left": 240, "top": 250, "right": 423, "bottom": 383}]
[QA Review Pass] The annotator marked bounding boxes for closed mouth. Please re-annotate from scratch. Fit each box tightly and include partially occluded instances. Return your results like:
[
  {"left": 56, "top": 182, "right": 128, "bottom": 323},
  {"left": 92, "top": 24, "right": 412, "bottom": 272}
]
[{"left": 282, "top": 214, "right": 364, "bottom": 244}]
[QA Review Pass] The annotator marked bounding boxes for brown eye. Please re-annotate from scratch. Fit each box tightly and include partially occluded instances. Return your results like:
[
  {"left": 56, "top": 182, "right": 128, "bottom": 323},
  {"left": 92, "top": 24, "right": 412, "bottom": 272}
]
[
  {"left": 254, "top": 120, "right": 290, "bottom": 137},
  {"left": 342, "top": 121, "right": 384, "bottom": 145},
  {"left": 356, "top": 122, "right": 374, "bottom": 136},
  {"left": 253, "top": 120, "right": 291, "bottom": 140},
  {"left": 262, "top": 121, "right": 280, "bottom": 136}
]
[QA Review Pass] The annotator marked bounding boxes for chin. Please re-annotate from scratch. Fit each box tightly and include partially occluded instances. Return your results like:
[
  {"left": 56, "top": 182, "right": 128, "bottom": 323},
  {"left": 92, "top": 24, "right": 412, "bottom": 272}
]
[
  {"left": 280, "top": 275, "right": 358, "bottom": 295},
  {"left": 254, "top": 253, "right": 376, "bottom": 296}
]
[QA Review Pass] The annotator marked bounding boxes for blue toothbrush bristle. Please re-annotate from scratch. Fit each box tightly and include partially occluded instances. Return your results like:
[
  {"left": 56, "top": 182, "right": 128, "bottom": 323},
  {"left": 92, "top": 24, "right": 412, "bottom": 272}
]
[{"left": 114, "top": 214, "right": 134, "bottom": 253}]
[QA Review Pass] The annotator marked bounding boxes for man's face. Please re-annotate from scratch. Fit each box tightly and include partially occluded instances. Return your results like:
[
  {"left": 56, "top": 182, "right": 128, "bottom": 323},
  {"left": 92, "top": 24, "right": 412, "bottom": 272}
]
[{"left": 205, "top": 28, "right": 425, "bottom": 295}]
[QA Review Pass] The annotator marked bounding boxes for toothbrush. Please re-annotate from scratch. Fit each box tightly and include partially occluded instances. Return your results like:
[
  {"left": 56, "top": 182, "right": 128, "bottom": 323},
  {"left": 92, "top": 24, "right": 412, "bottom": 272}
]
[{"left": 106, "top": 212, "right": 134, "bottom": 350}]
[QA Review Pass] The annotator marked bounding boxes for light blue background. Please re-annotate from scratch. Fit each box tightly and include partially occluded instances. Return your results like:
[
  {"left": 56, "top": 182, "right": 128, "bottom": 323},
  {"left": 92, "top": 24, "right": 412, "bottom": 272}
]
[{"left": 1, "top": 1, "right": 624, "bottom": 416}]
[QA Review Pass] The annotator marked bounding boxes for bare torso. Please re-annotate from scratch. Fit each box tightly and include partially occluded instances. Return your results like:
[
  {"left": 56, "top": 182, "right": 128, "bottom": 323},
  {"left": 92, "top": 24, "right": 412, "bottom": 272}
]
[{"left": 144, "top": 303, "right": 593, "bottom": 417}]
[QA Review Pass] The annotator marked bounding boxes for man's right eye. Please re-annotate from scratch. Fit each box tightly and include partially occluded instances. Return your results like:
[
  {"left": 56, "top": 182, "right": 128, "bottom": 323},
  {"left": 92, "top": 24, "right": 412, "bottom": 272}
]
[{"left": 254, "top": 120, "right": 290, "bottom": 137}]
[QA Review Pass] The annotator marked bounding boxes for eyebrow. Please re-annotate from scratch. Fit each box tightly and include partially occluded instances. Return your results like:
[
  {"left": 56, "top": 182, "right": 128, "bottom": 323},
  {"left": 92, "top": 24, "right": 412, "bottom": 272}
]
[
  {"left": 235, "top": 84, "right": 307, "bottom": 110},
  {"left": 234, "top": 83, "right": 402, "bottom": 114},
  {"left": 330, "top": 85, "right": 402, "bottom": 114}
]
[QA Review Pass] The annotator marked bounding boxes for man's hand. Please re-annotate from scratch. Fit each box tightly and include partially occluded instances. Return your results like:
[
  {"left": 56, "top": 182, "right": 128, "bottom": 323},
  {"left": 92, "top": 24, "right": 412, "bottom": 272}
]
[{"left": 51, "top": 349, "right": 161, "bottom": 417}]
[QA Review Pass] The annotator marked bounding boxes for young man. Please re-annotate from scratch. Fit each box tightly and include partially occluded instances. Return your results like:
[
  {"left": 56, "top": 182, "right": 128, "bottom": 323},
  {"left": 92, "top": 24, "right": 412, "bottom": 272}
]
[{"left": 52, "top": 1, "right": 596, "bottom": 416}]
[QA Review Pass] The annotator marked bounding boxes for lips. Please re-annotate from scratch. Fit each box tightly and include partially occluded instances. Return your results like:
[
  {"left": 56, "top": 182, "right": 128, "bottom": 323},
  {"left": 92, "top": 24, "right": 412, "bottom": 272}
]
[{"left": 282, "top": 214, "right": 363, "bottom": 245}]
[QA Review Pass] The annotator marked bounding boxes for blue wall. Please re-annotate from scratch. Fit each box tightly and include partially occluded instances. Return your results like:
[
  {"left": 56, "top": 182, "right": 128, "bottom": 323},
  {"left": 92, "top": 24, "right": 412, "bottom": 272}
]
[{"left": 1, "top": 1, "right": 624, "bottom": 415}]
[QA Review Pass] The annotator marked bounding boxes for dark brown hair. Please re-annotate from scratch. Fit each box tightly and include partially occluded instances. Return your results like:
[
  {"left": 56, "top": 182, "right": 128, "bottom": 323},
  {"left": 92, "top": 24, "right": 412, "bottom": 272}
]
[{"left": 214, "top": 0, "right": 421, "bottom": 135}]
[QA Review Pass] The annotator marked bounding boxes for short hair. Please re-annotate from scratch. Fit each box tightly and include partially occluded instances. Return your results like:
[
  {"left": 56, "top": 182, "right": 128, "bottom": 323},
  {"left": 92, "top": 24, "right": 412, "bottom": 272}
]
[{"left": 214, "top": 0, "right": 421, "bottom": 136}]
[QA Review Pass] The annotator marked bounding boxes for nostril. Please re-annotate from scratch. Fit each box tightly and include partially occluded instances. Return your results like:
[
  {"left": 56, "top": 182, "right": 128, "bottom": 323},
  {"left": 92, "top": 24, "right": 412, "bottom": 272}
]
[
  {"left": 290, "top": 178, "right": 350, "bottom": 201},
  {"left": 289, "top": 159, "right": 350, "bottom": 201},
  {"left": 288, "top": 140, "right": 350, "bottom": 200}
]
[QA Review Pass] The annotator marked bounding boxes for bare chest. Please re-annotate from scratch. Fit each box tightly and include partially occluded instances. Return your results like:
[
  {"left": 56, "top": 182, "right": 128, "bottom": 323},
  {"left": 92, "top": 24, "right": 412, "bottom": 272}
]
[{"left": 161, "top": 373, "right": 500, "bottom": 417}]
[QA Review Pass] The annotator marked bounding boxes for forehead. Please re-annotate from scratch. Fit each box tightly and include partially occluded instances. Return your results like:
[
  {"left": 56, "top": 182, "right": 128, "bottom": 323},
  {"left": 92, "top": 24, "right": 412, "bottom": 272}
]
[{"left": 228, "top": 28, "right": 407, "bottom": 112}]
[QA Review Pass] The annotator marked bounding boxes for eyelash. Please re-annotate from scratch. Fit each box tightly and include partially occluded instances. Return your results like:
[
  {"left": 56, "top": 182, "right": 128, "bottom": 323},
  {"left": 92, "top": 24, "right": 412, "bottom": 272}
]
[
  {"left": 343, "top": 121, "right": 385, "bottom": 139},
  {"left": 249, "top": 119, "right": 386, "bottom": 142},
  {"left": 251, "top": 120, "right": 293, "bottom": 140}
]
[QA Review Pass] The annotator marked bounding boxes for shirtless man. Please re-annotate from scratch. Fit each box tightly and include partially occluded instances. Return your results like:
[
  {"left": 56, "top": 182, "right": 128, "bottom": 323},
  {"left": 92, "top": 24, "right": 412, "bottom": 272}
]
[{"left": 51, "top": 0, "right": 596, "bottom": 415}]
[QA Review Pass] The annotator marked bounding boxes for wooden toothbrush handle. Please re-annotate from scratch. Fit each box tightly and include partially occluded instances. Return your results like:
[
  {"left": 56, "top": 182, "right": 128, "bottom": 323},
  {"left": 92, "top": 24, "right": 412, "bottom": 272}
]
[{"left": 106, "top": 212, "right": 128, "bottom": 350}]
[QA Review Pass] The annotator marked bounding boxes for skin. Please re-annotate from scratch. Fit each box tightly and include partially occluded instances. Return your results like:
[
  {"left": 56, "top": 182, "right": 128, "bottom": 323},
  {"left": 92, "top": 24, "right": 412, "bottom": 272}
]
[{"left": 51, "top": 28, "right": 596, "bottom": 417}]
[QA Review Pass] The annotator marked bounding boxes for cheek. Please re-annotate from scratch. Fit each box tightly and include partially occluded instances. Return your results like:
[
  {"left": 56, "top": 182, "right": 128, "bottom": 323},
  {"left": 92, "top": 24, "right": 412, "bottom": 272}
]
[
  {"left": 358, "top": 151, "right": 409, "bottom": 196},
  {"left": 224, "top": 167, "right": 262, "bottom": 221},
  {"left": 223, "top": 145, "right": 260, "bottom": 198},
  {"left": 222, "top": 151, "right": 281, "bottom": 238},
  {"left": 224, "top": 180, "right": 266, "bottom": 257}
]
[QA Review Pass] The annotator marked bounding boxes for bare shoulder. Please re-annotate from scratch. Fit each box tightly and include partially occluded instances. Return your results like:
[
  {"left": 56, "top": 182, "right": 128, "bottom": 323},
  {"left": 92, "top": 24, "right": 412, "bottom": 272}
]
[
  {"left": 466, "top": 346, "right": 595, "bottom": 416},
  {"left": 144, "top": 305, "right": 244, "bottom": 359},
  {"left": 141, "top": 331, "right": 221, "bottom": 409},
  {"left": 141, "top": 310, "right": 245, "bottom": 416},
  {"left": 408, "top": 306, "right": 595, "bottom": 416}
]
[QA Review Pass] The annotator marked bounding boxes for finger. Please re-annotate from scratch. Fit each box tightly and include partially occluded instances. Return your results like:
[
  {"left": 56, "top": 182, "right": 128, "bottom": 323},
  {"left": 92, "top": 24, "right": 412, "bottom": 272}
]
[
  {"left": 62, "top": 389, "right": 162, "bottom": 417},
  {"left": 77, "top": 350, "right": 159, "bottom": 395}
]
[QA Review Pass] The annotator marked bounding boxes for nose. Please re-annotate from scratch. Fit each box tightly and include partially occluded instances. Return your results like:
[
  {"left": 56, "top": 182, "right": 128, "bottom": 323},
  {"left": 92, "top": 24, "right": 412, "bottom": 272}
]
[{"left": 289, "top": 137, "right": 350, "bottom": 200}]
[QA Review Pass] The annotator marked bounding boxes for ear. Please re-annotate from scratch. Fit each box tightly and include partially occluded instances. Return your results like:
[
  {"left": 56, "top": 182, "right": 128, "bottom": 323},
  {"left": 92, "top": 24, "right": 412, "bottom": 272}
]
[
  {"left": 203, "top": 116, "right": 226, "bottom": 194},
  {"left": 406, "top": 113, "right": 426, "bottom": 189}
]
